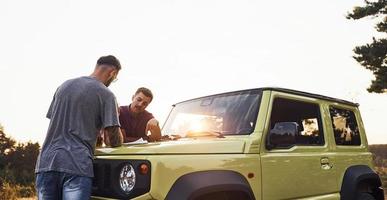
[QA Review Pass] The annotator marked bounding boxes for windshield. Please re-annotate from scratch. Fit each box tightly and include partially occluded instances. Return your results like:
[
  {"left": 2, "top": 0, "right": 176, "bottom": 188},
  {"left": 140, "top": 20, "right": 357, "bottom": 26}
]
[{"left": 162, "top": 90, "right": 261, "bottom": 137}]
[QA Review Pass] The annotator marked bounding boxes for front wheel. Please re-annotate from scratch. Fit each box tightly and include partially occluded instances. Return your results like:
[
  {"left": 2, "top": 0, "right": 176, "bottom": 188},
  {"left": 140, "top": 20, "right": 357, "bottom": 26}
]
[{"left": 195, "top": 191, "right": 251, "bottom": 200}]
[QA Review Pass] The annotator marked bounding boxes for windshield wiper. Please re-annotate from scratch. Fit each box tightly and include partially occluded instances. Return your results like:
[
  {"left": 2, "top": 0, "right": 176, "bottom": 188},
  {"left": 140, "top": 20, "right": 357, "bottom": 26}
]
[{"left": 186, "top": 130, "right": 225, "bottom": 138}]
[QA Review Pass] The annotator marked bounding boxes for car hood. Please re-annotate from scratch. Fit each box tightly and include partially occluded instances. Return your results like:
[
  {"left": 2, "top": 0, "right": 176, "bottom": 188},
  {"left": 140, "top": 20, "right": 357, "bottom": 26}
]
[{"left": 94, "top": 138, "right": 246, "bottom": 155}]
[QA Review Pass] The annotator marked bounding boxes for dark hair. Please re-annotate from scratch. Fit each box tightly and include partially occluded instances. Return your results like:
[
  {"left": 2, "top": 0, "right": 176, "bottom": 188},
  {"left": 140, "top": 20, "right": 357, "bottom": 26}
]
[
  {"left": 135, "top": 87, "right": 153, "bottom": 101},
  {"left": 96, "top": 55, "right": 121, "bottom": 70}
]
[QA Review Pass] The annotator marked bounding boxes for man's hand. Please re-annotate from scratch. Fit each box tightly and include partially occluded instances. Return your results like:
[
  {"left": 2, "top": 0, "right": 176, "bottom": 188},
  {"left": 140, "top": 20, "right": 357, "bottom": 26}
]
[
  {"left": 145, "top": 118, "right": 161, "bottom": 142},
  {"left": 96, "top": 131, "right": 103, "bottom": 147},
  {"left": 103, "top": 126, "right": 123, "bottom": 147}
]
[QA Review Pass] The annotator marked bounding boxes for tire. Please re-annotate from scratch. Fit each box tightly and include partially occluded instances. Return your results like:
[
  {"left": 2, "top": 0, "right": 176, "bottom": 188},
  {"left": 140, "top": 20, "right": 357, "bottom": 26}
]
[
  {"left": 356, "top": 192, "right": 376, "bottom": 200},
  {"left": 195, "top": 191, "right": 251, "bottom": 200}
]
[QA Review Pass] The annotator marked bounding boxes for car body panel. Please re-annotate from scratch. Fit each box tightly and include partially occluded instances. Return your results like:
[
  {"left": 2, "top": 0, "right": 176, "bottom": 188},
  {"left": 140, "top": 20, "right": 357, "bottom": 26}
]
[
  {"left": 94, "top": 154, "right": 261, "bottom": 200},
  {"left": 91, "top": 88, "right": 381, "bottom": 200},
  {"left": 260, "top": 91, "right": 337, "bottom": 199},
  {"left": 95, "top": 138, "right": 246, "bottom": 155}
]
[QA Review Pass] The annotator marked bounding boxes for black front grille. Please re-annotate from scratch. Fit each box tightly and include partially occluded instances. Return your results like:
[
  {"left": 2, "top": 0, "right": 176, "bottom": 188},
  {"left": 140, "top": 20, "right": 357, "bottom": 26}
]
[{"left": 92, "top": 159, "right": 151, "bottom": 199}]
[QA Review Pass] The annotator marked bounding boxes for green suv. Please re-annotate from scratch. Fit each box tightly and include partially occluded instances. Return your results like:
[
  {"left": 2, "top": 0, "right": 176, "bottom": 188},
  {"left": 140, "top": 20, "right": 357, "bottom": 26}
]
[{"left": 91, "top": 88, "right": 384, "bottom": 200}]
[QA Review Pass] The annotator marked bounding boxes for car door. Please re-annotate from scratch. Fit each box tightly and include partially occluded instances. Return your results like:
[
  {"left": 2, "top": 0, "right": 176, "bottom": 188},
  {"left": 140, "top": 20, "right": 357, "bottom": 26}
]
[
  {"left": 260, "top": 93, "right": 338, "bottom": 199},
  {"left": 325, "top": 105, "right": 373, "bottom": 193}
]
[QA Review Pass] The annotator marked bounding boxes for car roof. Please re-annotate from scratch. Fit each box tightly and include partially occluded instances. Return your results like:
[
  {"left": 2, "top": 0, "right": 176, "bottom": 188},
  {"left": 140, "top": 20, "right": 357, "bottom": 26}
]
[{"left": 173, "top": 87, "right": 358, "bottom": 107}]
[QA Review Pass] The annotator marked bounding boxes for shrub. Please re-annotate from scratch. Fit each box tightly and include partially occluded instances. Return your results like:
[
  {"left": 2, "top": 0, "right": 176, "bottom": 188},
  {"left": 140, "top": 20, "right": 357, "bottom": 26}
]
[
  {"left": 0, "top": 181, "right": 36, "bottom": 199},
  {"left": 18, "top": 184, "right": 36, "bottom": 198},
  {"left": 0, "top": 182, "right": 18, "bottom": 200}
]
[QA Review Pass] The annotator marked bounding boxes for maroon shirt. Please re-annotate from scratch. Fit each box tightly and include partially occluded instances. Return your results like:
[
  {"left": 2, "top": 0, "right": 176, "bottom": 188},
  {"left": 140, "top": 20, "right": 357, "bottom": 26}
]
[{"left": 119, "top": 105, "right": 154, "bottom": 140}]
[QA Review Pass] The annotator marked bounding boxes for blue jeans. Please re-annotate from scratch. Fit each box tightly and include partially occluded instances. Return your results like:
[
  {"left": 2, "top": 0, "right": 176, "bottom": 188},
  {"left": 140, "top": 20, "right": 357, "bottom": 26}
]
[{"left": 36, "top": 171, "right": 92, "bottom": 200}]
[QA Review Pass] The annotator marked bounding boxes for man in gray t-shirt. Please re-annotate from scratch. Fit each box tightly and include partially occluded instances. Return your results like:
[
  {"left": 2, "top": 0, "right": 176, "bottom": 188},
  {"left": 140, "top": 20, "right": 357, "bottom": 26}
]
[{"left": 35, "top": 55, "right": 123, "bottom": 200}]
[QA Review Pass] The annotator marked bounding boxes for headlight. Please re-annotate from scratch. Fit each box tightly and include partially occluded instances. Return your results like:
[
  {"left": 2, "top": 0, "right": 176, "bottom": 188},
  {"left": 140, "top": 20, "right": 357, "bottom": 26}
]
[{"left": 119, "top": 164, "right": 136, "bottom": 194}]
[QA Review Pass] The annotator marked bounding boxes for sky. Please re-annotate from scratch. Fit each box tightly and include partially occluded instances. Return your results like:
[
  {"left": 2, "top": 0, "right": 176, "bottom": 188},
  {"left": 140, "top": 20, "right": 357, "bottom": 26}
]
[{"left": 0, "top": 0, "right": 386, "bottom": 145}]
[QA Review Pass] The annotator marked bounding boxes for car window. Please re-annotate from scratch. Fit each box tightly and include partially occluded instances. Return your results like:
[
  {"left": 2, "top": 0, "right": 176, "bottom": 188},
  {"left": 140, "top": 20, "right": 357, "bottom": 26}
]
[
  {"left": 329, "top": 107, "right": 361, "bottom": 146},
  {"left": 266, "top": 97, "right": 324, "bottom": 149},
  {"left": 162, "top": 90, "right": 261, "bottom": 136}
]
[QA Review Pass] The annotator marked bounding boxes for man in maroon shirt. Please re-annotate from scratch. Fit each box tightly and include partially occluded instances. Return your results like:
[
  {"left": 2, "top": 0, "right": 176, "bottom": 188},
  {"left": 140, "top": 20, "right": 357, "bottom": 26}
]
[{"left": 119, "top": 87, "right": 161, "bottom": 142}]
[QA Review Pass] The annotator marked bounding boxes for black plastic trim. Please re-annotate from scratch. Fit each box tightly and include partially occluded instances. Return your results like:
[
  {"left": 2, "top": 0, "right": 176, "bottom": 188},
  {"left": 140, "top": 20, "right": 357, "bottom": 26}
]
[
  {"left": 340, "top": 165, "right": 384, "bottom": 200},
  {"left": 92, "top": 159, "right": 151, "bottom": 199},
  {"left": 165, "top": 170, "right": 255, "bottom": 200},
  {"left": 173, "top": 87, "right": 358, "bottom": 107}
]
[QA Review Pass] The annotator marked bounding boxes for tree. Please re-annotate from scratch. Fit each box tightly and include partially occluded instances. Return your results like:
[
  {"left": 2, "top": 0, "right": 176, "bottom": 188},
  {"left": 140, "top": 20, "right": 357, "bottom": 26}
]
[
  {"left": 347, "top": 0, "right": 387, "bottom": 93},
  {"left": 6, "top": 142, "right": 40, "bottom": 185},
  {"left": 0, "top": 124, "right": 16, "bottom": 187},
  {"left": 0, "top": 124, "right": 40, "bottom": 185},
  {"left": 0, "top": 125, "right": 16, "bottom": 170}
]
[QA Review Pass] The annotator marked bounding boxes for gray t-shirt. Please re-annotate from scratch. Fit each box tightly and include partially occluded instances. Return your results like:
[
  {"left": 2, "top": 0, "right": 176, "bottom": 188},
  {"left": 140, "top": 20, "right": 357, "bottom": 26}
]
[{"left": 35, "top": 76, "right": 119, "bottom": 177}]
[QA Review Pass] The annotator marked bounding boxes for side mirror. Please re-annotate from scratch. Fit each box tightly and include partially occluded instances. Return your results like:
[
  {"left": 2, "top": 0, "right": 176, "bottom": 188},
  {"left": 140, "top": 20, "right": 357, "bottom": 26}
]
[{"left": 267, "top": 122, "right": 299, "bottom": 150}]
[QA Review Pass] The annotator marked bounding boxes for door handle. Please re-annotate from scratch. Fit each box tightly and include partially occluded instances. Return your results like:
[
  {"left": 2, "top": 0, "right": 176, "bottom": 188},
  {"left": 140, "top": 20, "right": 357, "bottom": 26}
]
[{"left": 320, "top": 157, "right": 332, "bottom": 170}]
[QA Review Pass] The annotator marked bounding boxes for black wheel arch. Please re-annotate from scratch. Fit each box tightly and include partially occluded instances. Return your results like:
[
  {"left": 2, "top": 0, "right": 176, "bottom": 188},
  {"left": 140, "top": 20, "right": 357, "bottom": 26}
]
[
  {"left": 340, "top": 165, "right": 384, "bottom": 200},
  {"left": 165, "top": 170, "right": 255, "bottom": 200}
]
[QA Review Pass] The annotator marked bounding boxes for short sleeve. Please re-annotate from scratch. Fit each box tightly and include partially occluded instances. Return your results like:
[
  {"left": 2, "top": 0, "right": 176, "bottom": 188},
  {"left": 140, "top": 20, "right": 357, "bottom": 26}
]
[
  {"left": 146, "top": 112, "right": 155, "bottom": 122},
  {"left": 101, "top": 93, "right": 120, "bottom": 128},
  {"left": 118, "top": 106, "right": 125, "bottom": 127},
  {"left": 46, "top": 90, "right": 57, "bottom": 119}
]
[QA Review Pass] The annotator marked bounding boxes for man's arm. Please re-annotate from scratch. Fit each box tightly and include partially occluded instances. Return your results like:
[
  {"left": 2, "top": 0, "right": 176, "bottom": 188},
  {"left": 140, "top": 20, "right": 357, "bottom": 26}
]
[
  {"left": 145, "top": 118, "right": 162, "bottom": 142},
  {"left": 103, "top": 126, "right": 123, "bottom": 147}
]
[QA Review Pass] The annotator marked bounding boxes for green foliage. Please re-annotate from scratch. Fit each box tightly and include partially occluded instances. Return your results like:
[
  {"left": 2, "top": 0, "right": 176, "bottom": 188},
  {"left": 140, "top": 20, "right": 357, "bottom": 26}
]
[
  {"left": 347, "top": 0, "right": 387, "bottom": 93},
  {"left": 0, "top": 124, "right": 39, "bottom": 198},
  {"left": 0, "top": 127, "right": 16, "bottom": 170},
  {"left": 5, "top": 142, "right": 40, "bottom": 185},
  {"left": 369, "top": 144, "right": 387, "bottom": 189},
  {"left": 369, "top": 144, "right": 387, "bottom": 167}
]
